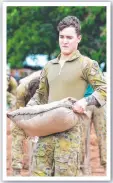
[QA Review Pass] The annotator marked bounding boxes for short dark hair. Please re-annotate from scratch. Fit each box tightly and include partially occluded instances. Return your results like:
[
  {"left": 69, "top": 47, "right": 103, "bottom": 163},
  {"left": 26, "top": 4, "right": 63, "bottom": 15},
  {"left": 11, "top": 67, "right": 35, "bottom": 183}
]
[{"left": 57, "top": 16, "right": 81, "bottom": 36}]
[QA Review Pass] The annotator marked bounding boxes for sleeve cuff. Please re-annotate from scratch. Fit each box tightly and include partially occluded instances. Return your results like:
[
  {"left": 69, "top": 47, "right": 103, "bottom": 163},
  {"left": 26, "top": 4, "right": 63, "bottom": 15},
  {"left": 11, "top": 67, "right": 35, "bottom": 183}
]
[{"left": 92, "top": 91, "right": 106, "bottom": 107}]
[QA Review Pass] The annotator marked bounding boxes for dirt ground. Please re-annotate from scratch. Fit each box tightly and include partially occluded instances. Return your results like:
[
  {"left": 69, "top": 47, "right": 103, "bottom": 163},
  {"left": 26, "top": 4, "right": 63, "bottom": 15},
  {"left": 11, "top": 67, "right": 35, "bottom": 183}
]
[{"left": 7, "top": 117, "right": 106, "bottom": 176}]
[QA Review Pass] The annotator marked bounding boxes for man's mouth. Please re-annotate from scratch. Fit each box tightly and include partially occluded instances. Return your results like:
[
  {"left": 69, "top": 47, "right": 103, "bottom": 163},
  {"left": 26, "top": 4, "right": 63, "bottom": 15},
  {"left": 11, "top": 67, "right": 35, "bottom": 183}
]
[{"left": 62, "top": 46, "right": 68, "bottom": 48}]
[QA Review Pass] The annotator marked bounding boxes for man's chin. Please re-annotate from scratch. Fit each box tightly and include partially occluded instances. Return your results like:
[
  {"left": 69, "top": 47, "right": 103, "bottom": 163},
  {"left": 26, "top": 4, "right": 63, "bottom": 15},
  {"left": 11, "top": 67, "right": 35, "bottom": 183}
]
[{"left": 61, "top": 50, "right": 71, "bottom": 55}]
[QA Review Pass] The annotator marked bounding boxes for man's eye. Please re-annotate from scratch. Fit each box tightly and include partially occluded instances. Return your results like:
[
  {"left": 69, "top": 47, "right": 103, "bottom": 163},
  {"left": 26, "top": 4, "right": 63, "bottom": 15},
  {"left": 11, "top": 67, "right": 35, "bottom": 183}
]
[
  {"left": 67, "top": 37, "right": 72, "bottom": 39},
  {"left": 59, "top": 36, "right": 64, "bottom": 39}
]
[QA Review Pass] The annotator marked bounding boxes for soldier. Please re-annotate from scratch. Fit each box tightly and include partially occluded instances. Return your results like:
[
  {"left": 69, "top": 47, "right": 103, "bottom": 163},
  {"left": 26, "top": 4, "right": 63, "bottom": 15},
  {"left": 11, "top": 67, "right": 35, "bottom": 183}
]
[
  {"left": 26, "top": 16, "right": 107, "bottom": 176},
  {"left": 83, "top": 61, "right": 106, "bottom": 173},
  {"left": 7, "top": 74, "right": 18, "bottom": 109},
  {"left": 26, "top": 16, "right": 106, "bottom": 176},
  {"left": 11, "top": 74, "right": 40, "bottom": 176},
  {"left": 83, "top": 82, "right": 106, "bottom": 175}
]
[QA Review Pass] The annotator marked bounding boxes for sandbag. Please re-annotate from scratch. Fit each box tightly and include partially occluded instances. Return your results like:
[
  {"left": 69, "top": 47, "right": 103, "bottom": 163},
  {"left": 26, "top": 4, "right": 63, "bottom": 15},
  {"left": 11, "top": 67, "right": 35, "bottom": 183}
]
[
  {"left": 19, "top": 70, "right": 41, "bottom": 85},
  {"left": 7, "top": 97, "right": 88, "bottom": 137}
]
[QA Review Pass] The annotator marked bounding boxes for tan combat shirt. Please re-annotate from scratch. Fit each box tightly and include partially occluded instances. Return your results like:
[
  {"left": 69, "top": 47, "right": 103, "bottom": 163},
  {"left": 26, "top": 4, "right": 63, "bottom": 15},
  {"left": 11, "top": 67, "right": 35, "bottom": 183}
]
[{"left": 27, "top": 50, "right": 106, "bottom": 107}]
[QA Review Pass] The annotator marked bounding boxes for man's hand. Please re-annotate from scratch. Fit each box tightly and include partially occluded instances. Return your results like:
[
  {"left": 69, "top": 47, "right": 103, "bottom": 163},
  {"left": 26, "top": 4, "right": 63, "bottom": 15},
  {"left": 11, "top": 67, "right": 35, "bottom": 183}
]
[{"left": 72, "top": 98, "right": 88, "bottom": 114}]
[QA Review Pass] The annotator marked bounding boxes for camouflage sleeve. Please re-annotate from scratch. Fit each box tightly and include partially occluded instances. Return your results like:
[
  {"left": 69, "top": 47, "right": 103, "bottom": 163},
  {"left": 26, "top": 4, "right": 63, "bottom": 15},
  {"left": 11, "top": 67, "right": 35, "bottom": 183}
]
[
  {"left": 7, "top": 91, "right": 16, "bottom": 108},
  {"left": 85, "top": 95, "right": 100, "bottom": 107},
  {"left": 26, "top": 65, "right": 49, "bottom": 106},
  {"left": 10, "top": 77, "right": 18, "bottom": 95},
  {"left": 16, "top": 84, "right": 27, "bottom": 109},
  {"left": 82, "top": 59, "right": 106, "bottom": 107}
]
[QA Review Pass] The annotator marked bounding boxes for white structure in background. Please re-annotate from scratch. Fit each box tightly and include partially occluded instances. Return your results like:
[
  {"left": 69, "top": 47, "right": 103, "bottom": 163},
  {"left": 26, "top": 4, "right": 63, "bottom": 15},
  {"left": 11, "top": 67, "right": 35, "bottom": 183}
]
[{"left": 23, "top": 54, "right": 48, "bottom": 69}]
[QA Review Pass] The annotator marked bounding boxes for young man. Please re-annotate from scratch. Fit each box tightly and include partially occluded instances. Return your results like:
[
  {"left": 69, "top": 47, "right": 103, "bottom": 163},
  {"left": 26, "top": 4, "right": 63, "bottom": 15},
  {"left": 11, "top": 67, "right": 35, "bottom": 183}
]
[{"left": 27, "top": 16, "right": 106, "bottom": 176}]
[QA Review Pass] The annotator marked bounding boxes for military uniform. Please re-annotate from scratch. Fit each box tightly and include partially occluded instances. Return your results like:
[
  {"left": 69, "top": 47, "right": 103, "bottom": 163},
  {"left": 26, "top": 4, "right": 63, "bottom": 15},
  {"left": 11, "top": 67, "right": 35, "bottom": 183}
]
[
  {"left": 11, "top": 77, "right": 40, "bottom": 175},
  {"left": 27, "top": 50, "right": 106, "bottom": 176},
  {"left": 11, "top": 84, "right": 28, "bottom": 175},
  {"left": 91, "top": 105, "right": 106, "bottom": 167},
  {"left": 7, "top": 75, "right": 18, "bottom": 174},
  {"left": 83, "top": 80, "right": 106, "bottom": 173},
  {"left": 7, "top": 75, "right": 18, "bottom": 108},
  {"left": 7, "top": 75, "right": 18, "bottom": 95}
]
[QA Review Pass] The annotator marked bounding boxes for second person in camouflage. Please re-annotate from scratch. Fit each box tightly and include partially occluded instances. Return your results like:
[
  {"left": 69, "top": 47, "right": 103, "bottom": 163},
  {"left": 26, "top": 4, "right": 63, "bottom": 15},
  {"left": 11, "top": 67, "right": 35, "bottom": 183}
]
[{"left": 11, "top": 76, "right": 40, "bottom": 175}]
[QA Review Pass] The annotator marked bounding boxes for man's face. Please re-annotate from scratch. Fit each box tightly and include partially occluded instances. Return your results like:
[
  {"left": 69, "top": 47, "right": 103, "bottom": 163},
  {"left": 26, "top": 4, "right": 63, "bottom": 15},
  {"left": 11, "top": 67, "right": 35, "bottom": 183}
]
[{"left": 59, "top": 27, "right": 81, "bottom": 55}]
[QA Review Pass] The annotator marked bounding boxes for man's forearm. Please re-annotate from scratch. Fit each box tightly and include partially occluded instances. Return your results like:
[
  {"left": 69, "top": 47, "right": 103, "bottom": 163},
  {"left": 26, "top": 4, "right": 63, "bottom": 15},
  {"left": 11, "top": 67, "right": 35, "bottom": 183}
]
[{"left": 85, "top": 95, "right": 100, "bottom": 107}]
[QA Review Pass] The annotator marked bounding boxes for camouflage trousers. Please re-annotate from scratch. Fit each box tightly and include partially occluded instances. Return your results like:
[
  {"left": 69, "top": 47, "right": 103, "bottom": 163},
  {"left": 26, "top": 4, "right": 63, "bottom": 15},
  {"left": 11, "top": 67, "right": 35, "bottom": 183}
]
[
  {"left": 91, "top": 105, "right": 106, "bottom": 167},
  {"left": 11, "top": 105, "right": 106, "bottom": 176},
  {"left": 31, "top": 105, "right": 106, "bottom": 176},
  {"left": 11, "top": 122, "right": 38, "bottom": 176},
  {"left": 11, "top": 123, "right": 27, "bottom": 175},
  {"left": 31, "top": 123, "right": 85, "bottom": 176}
]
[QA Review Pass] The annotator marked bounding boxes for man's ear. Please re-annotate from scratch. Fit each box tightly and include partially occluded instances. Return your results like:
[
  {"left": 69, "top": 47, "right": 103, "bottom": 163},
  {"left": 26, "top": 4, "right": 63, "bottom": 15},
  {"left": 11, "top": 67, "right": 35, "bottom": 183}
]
[{"left": 77, "top": 35, "right": 82, "bottom": 43}]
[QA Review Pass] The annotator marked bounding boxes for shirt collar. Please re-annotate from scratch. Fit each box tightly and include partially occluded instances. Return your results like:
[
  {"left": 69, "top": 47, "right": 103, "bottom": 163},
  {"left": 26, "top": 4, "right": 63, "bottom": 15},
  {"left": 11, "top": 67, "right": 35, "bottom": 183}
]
[{"left": 51, "top": 50, "right": 81, "bottom": 64}]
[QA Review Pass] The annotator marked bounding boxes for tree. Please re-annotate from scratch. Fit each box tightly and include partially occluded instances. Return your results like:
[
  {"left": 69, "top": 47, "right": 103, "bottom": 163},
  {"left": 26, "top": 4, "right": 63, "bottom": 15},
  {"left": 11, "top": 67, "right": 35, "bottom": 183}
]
[{"left": 7, "top": 6, "right": 106, "bottom": 68}]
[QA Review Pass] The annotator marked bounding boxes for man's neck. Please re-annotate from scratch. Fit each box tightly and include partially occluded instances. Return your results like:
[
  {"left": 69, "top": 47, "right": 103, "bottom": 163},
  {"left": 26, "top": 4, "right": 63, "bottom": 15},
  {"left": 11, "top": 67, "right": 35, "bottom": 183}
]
[{"left": 60, "top": 50, "right": 77, "bottom": 62}]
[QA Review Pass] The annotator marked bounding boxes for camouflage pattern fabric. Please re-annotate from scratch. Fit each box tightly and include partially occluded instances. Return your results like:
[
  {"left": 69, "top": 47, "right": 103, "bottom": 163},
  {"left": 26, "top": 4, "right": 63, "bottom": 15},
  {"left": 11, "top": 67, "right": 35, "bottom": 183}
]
[
  {"left": 7, "top": 75, "right": 18, "bottom": 108},
  {"left": 11, "top": 50, "right": 106, "bottom": 176},
  {"left": 16, "top": 84, "right": 28, "bottom": 108},
  {"left": 27, "top": 50, "right": 106, "bottom": 176},
  {"left": 31, "top": 105, "right": 106, "bottom": 176},
  {"left": 27, "top": 50, "right": 106, "bottom": 107},
  {"left": 7, "top": 91, "right": 16, "bottom": 109},
  {"left": 31, "top": 122, "right": 86, "bottom": 176},
  {"left": 11, "top": 78, "right": 40, "bottom": 175},
  {"left": 81, "top": 105, "right": 106, "bottom": 175},
  {"left": 92, "top": 105, "right": 106, "bottom": 167},
  {"left": 11, "top": 84, "right": 27, "bottom": 175},
  {"left": 11, "top": 123, "right": 27, "bottom": 170},
  {"left": 7, "top": 75, "right": 18, "bottom": 95}
]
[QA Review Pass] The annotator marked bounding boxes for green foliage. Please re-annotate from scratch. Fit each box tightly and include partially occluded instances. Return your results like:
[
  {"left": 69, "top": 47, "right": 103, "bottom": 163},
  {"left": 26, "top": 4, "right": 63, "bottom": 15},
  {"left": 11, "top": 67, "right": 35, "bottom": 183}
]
[{"left": 7, "top": 6, "right": 106, "bottom": 68}]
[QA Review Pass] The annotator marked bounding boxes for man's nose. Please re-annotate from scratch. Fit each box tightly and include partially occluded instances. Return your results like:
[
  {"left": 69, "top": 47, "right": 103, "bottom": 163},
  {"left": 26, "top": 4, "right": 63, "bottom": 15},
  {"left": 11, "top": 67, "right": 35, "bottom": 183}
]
[{"left": 63, "top": 38, "right": 68, "bottom": 43}]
